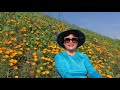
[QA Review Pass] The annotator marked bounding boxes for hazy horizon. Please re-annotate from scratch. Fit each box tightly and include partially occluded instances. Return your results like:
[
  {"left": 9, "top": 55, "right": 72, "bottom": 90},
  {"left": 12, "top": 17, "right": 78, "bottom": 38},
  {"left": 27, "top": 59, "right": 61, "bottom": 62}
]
[{"left": 43, "top": 12, "right": 120, "bottom": 40}]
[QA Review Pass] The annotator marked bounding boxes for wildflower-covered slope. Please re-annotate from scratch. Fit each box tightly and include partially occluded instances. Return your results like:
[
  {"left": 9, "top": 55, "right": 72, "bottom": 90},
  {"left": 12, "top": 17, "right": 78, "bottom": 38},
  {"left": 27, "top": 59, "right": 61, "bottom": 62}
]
[{"left": 0, "top": 12, "right": 120, "bottom": 78}]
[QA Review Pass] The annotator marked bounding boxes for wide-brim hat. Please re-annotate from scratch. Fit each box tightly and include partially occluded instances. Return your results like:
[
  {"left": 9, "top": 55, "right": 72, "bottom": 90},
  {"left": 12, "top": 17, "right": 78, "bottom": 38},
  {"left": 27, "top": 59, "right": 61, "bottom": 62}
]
[{"left": 57, "top": 29, "right": 86, "bottom": 48}]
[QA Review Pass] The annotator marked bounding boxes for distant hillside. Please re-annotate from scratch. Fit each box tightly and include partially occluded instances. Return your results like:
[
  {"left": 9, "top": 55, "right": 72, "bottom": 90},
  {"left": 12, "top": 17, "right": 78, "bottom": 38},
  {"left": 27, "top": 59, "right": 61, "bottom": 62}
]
[{"left": 0, "top": 12, "right": 120, "bottom": 78}]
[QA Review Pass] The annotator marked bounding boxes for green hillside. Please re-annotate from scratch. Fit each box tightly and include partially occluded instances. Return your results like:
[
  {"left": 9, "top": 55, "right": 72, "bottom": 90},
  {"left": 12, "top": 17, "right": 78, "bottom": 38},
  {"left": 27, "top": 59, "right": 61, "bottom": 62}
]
[{"left": 0, "top": 12, "right": 120, "bottom": 78}]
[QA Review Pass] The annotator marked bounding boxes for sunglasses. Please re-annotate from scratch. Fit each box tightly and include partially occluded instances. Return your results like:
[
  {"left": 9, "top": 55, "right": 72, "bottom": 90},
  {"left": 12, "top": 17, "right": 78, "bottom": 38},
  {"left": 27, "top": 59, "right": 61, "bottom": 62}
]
[{"left": 64, "top": 37, "right": 78, "bottom": 43}]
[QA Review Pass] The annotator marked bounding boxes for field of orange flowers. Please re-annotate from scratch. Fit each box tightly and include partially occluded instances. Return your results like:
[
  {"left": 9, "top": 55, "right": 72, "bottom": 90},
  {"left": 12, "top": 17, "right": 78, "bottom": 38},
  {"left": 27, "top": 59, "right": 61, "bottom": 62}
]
[{"left": 0, "top": 12, "right": 120, "bottom": 78}]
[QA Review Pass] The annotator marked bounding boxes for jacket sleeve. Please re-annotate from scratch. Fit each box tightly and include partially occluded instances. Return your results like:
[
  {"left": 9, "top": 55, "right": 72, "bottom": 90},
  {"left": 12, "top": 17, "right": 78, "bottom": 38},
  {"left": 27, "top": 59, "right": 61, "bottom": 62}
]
[
  {"left": 83, "top": 54, "right": 103, "bottom": 78},
  {"left": 54, "top": 54, "right": 73, "bottom": 78}
]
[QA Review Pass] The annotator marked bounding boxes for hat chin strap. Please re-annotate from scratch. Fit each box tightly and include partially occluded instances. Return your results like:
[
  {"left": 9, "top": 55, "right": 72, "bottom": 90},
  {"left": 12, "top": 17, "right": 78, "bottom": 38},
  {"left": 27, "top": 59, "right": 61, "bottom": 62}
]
[{"left": 65, "top": 50, "right": 76, "bottom": 56}]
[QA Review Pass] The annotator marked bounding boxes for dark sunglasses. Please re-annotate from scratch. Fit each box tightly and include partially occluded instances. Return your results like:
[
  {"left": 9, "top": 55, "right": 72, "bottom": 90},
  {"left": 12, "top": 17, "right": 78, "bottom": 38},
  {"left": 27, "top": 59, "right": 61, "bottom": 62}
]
[{"left": 64, "top": 37, "right": 78, "bottom": 43}]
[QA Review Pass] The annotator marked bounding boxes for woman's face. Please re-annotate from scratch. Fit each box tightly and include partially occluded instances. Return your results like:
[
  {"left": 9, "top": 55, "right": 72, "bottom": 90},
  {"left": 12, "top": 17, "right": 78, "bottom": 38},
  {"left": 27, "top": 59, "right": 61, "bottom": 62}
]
[{"left": 63, "top": 34, "right": 78, "bottom": 51}]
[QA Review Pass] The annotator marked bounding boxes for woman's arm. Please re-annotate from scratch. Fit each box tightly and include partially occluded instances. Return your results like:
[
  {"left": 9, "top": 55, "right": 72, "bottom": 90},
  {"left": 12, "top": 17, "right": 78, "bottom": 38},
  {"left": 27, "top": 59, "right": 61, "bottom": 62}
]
[
  {"left": 83, "top": 54, "right": 103, "bottom": 78},
  {"left": 55, "top": 54, "right": 72, "bottom": 78}
]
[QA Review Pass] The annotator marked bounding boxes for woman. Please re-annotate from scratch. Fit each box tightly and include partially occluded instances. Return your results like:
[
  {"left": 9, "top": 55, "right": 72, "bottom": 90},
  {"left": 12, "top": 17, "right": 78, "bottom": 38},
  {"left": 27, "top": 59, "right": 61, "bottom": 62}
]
[{"left": 54, "top": 29, "right": 103, "bottom": 78}]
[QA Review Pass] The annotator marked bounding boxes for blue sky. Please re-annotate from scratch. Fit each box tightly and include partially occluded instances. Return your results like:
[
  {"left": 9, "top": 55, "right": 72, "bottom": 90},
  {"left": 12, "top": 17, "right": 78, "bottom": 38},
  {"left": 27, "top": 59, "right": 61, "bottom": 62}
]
[{"left": 43, "top": 12, "right": 120, "bottom": 39}]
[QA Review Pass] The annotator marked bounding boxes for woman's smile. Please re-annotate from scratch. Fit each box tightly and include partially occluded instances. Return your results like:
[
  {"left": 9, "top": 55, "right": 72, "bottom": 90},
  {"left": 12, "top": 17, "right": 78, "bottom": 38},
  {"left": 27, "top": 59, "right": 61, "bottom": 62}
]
[{"left": 68, "top": 44, "right": 74, "bottom": 47}]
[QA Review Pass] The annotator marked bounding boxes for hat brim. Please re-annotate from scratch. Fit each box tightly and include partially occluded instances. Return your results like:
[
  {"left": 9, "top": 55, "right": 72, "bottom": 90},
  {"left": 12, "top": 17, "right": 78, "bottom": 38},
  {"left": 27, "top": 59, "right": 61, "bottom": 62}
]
[{"left": 57, "top": 29, "right": 86, "bottom": 48}]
